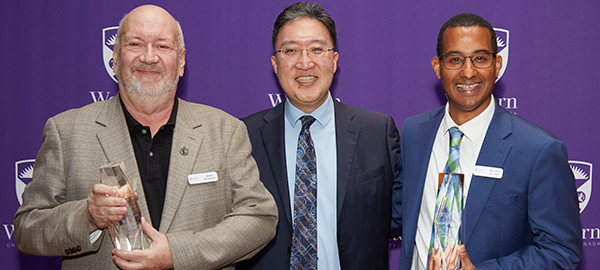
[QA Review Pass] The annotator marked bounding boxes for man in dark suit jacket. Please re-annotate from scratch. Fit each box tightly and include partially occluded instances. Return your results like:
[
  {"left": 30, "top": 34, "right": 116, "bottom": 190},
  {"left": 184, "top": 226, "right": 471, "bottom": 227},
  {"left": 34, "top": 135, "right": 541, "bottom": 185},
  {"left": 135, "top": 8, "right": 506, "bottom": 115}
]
[
  {"left": 391, "top": 13, "right": 581, "bottom": 270},
  {"left": 237, "top": 2, "right": 400, "bottom": 270}
]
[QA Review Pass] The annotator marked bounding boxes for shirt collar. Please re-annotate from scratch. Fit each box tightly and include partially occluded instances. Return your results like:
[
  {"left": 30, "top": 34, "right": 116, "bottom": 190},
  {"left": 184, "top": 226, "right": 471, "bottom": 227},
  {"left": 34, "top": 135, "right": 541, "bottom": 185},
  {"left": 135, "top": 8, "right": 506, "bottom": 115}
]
[
  {"left": 284, "top": 92, "right": 334, "bottom": 128},
  {"left": 119, "top": 93, "right": 179, "bottom": 131},
  {"left": 442, "top": 95, "right": 495, "bottom": 142}
]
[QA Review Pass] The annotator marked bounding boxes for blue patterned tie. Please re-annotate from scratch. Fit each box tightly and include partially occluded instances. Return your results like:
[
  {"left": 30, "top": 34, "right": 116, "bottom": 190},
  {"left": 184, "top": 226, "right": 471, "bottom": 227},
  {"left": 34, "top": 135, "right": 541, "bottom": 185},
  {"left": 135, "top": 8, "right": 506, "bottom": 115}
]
[
  {"left": 428, "top": 126, "right": 464, "bottom": 266},
  {"left": 291, "top": 116, "right": 318, "bottom": 270}
]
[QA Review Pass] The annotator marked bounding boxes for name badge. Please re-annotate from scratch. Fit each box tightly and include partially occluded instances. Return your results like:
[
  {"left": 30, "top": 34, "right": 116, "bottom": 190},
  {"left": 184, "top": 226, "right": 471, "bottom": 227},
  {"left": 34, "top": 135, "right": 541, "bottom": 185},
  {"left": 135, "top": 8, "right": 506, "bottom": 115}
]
[
  {"left": 473, "top": 165, "right": 503, "bottom": 179},
  {"left": 188, "top": 172, "right": 218, "bottom": 184}
]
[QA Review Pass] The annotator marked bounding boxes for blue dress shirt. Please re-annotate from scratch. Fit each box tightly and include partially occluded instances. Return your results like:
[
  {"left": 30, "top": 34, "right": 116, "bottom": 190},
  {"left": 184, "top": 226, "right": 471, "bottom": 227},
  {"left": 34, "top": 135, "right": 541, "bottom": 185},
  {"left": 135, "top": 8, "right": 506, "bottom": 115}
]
[{"left": 285, "top": 93, "right": 340, "bottom": 270}]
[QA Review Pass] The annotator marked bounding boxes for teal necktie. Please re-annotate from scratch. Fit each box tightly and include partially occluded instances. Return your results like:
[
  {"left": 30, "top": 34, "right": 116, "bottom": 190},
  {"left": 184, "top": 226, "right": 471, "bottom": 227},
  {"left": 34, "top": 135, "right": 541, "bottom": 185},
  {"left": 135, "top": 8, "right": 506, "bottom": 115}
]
[
  {"left": 445, "top": 127, "right": 464, "bottom": 173},
  {"left": 428, "top": 126, "right": 464, "bottom": 267}
]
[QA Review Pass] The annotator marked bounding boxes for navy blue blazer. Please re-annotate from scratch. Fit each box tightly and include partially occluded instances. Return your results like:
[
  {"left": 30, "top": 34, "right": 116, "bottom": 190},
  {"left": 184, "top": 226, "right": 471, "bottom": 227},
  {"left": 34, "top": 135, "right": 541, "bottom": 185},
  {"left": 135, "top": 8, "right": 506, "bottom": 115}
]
[
  {"left": 391, "top": 103, "right": 582, "bottom": 270},
  {"left": 237, "top": 99, "right": 400, "bottom": 270}
]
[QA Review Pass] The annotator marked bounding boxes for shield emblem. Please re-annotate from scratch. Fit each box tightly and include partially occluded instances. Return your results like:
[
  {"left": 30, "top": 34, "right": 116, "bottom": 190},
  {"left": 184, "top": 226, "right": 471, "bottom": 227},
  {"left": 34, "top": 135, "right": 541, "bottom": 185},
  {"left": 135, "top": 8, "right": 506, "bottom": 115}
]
[
  {"left": 570, "top": 160, "right": 593, "bottom": 213},
  {"left": 103, "top": 26, "right": 119, "bottom": 83},
  {"left": 15, "top": 159, "right": 35, "bottom": 205},
  {"left": 494, "top": 28, "right": 509, "bottom": 82}
]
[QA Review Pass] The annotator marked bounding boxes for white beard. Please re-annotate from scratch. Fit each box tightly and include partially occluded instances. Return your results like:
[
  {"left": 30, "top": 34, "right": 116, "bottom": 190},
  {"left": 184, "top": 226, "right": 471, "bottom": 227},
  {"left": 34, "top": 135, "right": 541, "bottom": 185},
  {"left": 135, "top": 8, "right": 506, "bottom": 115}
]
[{"left": 118, "top": 62, "right": 179, "bottom": 111}]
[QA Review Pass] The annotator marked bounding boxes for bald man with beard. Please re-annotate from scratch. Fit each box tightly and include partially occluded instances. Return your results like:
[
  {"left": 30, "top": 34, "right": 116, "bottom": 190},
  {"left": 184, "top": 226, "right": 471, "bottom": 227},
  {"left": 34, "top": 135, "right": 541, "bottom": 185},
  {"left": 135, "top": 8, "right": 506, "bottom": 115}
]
[{"left": 14, "top": 5, "right": 277, "bottom": 270}]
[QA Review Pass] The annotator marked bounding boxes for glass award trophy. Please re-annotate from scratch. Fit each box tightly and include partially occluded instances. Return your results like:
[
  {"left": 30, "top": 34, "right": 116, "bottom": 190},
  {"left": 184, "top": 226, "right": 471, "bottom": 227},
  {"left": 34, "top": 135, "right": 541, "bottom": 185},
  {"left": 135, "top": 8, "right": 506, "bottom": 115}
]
[
  {"left": 431, "top": 172, "right": 464, "bottom": 270},
  {"left": 99, "top": 161, "right": 145, "bottom": 251}
]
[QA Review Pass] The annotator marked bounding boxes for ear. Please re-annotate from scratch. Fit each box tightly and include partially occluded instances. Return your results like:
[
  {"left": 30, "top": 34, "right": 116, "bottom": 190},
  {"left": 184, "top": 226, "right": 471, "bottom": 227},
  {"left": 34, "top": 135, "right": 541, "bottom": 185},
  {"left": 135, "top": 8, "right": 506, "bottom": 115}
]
[
  {"left": 432, "top": 56, "right": 442, "bottom": 79},
  {"left": 178, "top": 48, "right": 186, "bottom": 77},
  {"left": 271, "top": 55, "right": 279, "bottom": 76},
  {"left": 494, "top": 54, "right": 503, "bottom": 78},
  {"left": 333, "top": 51, "right": 339, "bottom": 73},
  {"left": 112, "top": 47, "right": 119, "bottom": 73}
]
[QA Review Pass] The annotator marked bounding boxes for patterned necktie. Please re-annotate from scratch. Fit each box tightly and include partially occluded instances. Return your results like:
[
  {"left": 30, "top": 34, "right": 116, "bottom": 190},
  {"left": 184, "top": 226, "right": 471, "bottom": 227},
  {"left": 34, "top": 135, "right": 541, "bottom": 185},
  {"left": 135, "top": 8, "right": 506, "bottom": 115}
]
[
  {"left": 428, "top": 126, "right": 464, "bottom": 267},
  {"left": 291, "top": 116, "right": 318, "bottom": 270},
  {"left": 445, "top": 127, "right": 464, "bottom": 173}
]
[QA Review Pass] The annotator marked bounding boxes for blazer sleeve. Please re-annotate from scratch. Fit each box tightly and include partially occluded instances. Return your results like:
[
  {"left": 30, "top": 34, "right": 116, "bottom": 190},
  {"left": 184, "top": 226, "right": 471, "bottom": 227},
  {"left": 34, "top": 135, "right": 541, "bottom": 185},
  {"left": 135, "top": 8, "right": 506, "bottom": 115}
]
[
  {"left": 387, "top": 115, "right": 402, "bottom": 180},
  {"left": 14, "top": 117, "right": 103, "bottom": 256},
  {"left": 476, "top": 139, "right": 582, "bottom": 270},
  {"left": 391, "top": 116, "right": 411, "bottom": 237},
  {"left": 166, "top": 120, "right": 278, "bottom": 270}
]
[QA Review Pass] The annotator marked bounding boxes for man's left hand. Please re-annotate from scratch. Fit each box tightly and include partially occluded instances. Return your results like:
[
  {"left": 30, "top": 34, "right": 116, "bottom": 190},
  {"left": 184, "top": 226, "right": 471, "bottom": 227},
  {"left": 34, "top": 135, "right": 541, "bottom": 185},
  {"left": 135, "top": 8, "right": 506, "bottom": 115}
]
[
  {"left": 112, "top": 217, "right": 173, "bottom": 270},
  {"left": 458, "top": 245, "right": 475, "bottom": 270}
]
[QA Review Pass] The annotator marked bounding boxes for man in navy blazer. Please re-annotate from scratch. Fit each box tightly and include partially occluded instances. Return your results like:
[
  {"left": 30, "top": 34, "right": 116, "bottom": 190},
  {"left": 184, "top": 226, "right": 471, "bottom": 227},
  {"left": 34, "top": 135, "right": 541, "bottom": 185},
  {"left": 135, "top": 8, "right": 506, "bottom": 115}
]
[
  {"left": 237, "top": 2, "right": 400, "bottom": 270},
  {"left": 391, "top": 13, "right": 581, "bottom": 270}
]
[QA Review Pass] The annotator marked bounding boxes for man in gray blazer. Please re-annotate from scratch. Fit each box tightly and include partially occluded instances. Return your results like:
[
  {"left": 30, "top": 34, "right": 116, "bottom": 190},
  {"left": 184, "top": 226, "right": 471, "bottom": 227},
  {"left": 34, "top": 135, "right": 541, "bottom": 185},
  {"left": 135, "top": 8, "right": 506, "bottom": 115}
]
[{"left": 14, "top": 5, "right": 277, "bottom": 270}]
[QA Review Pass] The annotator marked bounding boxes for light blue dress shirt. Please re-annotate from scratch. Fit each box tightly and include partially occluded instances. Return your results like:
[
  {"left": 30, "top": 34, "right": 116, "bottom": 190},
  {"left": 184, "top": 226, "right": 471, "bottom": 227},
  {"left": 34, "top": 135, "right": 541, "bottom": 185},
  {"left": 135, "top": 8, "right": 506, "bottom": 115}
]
[{"left": 285, "top": 93, "right": 340, "bottom": 270}]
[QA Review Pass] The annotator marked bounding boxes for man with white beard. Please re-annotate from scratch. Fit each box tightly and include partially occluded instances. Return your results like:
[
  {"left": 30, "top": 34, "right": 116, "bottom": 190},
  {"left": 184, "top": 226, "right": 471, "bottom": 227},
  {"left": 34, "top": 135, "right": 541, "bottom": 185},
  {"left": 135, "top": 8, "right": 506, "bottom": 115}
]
[{"left": 14, "top": 5, "right": 277, "bottom": 270}]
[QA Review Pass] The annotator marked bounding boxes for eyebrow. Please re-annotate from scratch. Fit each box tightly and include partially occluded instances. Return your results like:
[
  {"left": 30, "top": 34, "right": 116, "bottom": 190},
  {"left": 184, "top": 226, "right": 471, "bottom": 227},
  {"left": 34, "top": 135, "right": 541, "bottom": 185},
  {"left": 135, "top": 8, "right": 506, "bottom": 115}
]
[
  {"left": 279, "top": 39, "right": 329, "bottom": 48},
  {"left": 443, "top": 49, "right": 494, "bottom": 55},
  {"left": 124, "top": 34, "right": 174, "bottom": 43}
]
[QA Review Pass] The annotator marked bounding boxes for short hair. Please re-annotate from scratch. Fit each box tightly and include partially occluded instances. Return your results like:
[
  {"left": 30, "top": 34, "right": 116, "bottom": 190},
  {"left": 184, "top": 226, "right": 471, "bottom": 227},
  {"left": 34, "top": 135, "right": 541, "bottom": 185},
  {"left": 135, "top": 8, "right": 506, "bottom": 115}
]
[
  {"left": 272, "top": 2, "right": 337, "bottom": 51},
  {"left": 437, "top": 13, "right": 497, "bottom": 56},
  {"left": 113, "top": 12, "right": 185, "bottom": 56}
]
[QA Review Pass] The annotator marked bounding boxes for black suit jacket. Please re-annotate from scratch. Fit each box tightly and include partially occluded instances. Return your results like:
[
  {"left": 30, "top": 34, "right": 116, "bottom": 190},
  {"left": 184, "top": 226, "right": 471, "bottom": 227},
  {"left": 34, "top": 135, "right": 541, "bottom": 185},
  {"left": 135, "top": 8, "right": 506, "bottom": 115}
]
[{"left": 237, "top": 99, "right": 400, "bottom": 270}]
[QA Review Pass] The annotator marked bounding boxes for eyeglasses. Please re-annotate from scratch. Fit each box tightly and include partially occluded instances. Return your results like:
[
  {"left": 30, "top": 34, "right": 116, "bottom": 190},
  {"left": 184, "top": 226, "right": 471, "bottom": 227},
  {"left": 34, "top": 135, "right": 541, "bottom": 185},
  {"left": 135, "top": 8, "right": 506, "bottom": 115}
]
[
  {"left": 439, "top": 52, "right": 496, "bottom": 70},
  {"left": 275, "top": 45, "right": 335, "bottom": 60}
]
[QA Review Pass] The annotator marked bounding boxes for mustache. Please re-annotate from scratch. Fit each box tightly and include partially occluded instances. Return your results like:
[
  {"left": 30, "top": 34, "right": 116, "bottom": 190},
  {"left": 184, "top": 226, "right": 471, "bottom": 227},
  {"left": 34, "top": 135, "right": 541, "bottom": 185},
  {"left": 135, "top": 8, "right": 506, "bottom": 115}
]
[{"left": 131, "top": 63, "right": 164, "bottom": 73}]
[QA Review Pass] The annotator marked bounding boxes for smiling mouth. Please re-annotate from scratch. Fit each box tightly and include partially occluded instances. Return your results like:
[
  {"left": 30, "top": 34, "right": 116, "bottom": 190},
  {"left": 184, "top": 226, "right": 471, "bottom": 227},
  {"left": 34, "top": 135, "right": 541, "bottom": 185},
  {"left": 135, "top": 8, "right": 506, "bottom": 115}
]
[
  {"left": 296, "top": 76, "right": 317, "bottom": 83},
  {"left": 457, "top": 83, "right": 480, "bottom": 90}
]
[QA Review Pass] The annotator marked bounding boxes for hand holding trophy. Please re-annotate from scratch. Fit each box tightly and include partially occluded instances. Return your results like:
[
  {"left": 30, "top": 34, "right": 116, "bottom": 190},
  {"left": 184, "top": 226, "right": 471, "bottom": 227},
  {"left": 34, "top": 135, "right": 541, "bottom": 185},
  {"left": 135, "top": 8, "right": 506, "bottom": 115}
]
[
  {"left": 99, "top": 161, "right": 145, "bottom": 251},
  {"left": 428, "top": 172, "right": 464, "bottom": 270}
]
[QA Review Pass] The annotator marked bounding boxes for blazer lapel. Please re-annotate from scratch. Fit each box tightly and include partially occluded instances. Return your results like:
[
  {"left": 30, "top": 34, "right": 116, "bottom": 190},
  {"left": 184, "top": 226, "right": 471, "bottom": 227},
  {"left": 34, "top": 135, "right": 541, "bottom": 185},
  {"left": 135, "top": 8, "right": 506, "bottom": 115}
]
[
  {"left": 404, "top": 108, "right": 444, "bottom": 250},
  {"left": 95, "top": 95, "right": 151, "bottom": 226},
  {"left": 259, "top": 102, "right": 292, "bottom": 225},
  {"left": 462, "top": 104, "right": 512, "bottom": 246},
  {"left": 159, "top": 99, "right": 204, "bottom": 233},
  {"left": 334, "top": 101, "right": 360, "bottom": 220}
]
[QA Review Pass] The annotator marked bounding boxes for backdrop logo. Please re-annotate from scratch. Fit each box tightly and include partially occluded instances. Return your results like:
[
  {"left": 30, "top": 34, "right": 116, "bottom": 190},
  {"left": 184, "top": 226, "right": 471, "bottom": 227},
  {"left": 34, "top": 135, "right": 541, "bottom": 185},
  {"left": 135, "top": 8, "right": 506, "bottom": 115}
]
[
  {"left": 494, "top": 28, "right": 509, "bottom": 82},
  {"left": 268, "top": 93, "right": 285, "bottom": 107},
  {"left": 266, "top": 93, "right": 340, "bottom": 107},
  {"left": 570, "top": 160, "right": 592, "bottom": 213},
  {"left": 103, "top": 26, "right": 119, "bottom": 83},
  {"left": 497, "top": 97, "right": 517, "bottom": 110},
  {"left": 15, "top": 159, "right": 35, "bottom": 205}
]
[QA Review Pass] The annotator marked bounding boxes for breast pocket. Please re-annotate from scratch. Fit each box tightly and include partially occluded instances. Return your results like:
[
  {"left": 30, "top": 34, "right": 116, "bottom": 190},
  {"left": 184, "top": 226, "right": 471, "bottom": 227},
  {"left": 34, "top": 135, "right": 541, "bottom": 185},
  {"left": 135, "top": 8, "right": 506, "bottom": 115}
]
[
  {"left": 484, "top": 193, "right": 519, "bottom": 208},
  {"left": 184, "top": 169, "right": 228, "bottom": 212},
  {"left": 355, "top": 165, "right": 385, "bottom": 185}
]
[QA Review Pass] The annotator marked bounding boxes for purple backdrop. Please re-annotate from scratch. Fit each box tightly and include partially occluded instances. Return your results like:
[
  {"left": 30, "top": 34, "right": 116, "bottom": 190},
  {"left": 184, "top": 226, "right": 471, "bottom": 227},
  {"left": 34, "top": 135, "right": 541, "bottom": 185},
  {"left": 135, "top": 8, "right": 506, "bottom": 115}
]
[{"left": 1, "top": 0, "right": 598, "bottom": 269}]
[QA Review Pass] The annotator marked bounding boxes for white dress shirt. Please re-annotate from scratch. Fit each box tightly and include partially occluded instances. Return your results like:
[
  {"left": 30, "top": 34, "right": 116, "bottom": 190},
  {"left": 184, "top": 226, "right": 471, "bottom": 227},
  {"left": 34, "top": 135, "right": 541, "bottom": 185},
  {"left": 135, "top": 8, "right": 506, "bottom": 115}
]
[{"left": 411, "top": 97, "right": 496, "bottom": 270}]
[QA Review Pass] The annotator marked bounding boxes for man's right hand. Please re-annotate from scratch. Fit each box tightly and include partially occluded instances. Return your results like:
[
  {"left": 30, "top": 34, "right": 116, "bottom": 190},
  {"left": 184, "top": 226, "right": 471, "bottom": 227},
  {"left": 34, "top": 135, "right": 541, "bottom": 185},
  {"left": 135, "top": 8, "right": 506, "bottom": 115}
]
[{"left": 86, "top": 184, "right": 128, "bottom": 232}]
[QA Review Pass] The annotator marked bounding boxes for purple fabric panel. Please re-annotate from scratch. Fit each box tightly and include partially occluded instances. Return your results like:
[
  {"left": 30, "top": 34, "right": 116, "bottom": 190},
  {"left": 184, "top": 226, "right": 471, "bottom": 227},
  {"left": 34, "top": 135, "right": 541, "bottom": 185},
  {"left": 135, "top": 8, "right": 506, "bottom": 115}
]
[{"left": 1, "top": 0, "right": 598, "bottom": 269}]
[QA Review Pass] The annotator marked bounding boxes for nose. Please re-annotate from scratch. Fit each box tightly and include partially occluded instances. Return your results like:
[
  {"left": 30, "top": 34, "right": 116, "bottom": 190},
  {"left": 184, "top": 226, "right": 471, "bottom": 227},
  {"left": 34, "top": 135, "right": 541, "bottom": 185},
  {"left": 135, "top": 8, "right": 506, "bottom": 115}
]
[
  {"left": 461, "top": 57, "right": 477, "bottom": 79},
  {"left": 295, "top": 49, "right": 316, "bottom": 70},
  {"left": 139, "top": 46, "right": 160, "bottom": 64}
]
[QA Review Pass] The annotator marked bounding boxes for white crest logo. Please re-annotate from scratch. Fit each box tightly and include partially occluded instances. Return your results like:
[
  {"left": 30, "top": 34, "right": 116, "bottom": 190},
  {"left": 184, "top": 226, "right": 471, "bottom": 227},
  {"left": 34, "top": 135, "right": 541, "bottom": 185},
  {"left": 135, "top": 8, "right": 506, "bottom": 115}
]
[
  {"left": 15, "top": 159, "right": 35, "bottom": 205},
  {"left": 570, "top": 160, "right": 593, "bottom": 213},
  {"left": 494, "top": 28, "right": 509, "bottom": 82},
  {"left": 103, "top": 26, "right": 119, "bottom": 83}
]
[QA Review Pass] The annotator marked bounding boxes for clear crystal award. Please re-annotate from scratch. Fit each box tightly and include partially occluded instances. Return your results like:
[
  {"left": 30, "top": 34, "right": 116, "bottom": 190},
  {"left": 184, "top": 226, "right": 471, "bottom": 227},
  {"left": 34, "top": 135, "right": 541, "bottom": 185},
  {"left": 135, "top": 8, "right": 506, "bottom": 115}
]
[
  {"left": 99, "top": 161, "right": 145, "bottom": 251},
  {"left": 431, "top": 172, "right": 464, "bottom": 270}
]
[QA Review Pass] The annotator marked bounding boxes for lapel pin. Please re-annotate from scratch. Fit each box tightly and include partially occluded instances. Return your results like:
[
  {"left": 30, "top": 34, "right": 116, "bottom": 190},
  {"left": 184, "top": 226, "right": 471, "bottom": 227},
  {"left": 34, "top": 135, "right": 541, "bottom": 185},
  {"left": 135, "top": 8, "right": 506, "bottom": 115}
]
[{"left": 180, "top": 146, "right": 189, "bottom": 156}]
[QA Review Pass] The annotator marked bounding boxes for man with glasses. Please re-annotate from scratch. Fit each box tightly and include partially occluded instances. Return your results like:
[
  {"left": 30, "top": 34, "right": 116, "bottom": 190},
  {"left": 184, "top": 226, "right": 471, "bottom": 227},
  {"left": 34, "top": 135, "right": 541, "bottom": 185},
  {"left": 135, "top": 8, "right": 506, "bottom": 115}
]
[
  {"left": 14, "top": 5, "right": 277, "bottom": 269},
  {"left": 391, "top": 13, "right": 581, "bottom": 270},
  {"left": 238, "top": 2, "right": 400, "bottom": 270}
]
